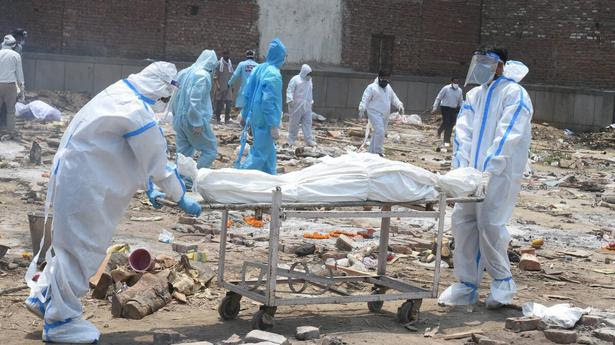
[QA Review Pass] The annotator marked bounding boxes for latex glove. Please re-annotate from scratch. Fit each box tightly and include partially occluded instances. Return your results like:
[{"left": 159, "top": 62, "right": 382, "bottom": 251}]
[
  {"left": 192, "top": 126, "right": 203, "bottom": 136},
  {"left": 19, "top": 84, "right": 26, "bottom": 102},
  {"left": 398, "top": 105, "right": 404, "bottom": 115},
  {"left": 477, "top": 171, "right": 492, "bottom": 197},
  {"left": 359, "top": 109, "right": 365, "bottom": 118},
  {"left": 146, "top": 189, "right": 165, "bottom": 209},
  {"left": 270, "top": 127, "right": 280, "bottom": 139},
  {"left": 178, "top": 195, "right": 202, "bottom": 217}
]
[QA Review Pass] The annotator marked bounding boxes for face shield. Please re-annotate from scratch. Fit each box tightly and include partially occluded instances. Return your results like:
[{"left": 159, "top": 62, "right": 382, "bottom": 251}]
[
  {"left": 154, "top": 79, "right": 180, "bottom": 124},
  {"left": 464, "top": 51, "right": 501, "bottom": 86}
]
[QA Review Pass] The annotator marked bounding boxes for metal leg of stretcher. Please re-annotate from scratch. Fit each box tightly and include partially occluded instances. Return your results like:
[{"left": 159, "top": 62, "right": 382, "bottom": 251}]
[{"left": 215, "top": 188, "right": 482, "bottom": 330}]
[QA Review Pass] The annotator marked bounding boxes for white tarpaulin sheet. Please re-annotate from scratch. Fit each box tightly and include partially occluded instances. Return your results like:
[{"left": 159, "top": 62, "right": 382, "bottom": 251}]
[{"left": 177, "top": 152, "right": 482, "bottom": 204}]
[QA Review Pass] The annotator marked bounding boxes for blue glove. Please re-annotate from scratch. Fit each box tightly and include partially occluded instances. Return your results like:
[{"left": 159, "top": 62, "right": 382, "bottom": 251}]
[
  {"left": 147, "top": 189, "right": 165, "bottom": 209},
  {"left": 178, "top": 195, "right": 201, "bottom": 217}
]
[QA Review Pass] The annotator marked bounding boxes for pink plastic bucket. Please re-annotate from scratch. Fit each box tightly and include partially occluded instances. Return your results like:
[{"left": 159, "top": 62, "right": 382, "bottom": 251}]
[{"left": 129, "top": 248, "right": 154, "bottom": 272}]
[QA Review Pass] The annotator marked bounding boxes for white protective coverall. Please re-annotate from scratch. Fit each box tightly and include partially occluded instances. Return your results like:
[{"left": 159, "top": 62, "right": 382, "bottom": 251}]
[
  {"left": 286, "top": 64, "right": 314, "bottom": 146},
  {"left": 438, "top": 60, "right": 533, "bottom": 307},
  {"left": 25, "top": 62, "right": 186, "bottom": 343},
  {"left": 358, "top": 79, "right": 403, "bottom": 155}
]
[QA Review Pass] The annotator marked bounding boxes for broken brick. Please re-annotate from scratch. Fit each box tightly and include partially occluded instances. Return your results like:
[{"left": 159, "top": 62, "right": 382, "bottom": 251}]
[
  {"left": 505, "top": 316, "right": 541, "bottom": 332},
  {"left": 335, "top": 235, "right": 355, "bottom": 251},
  {"left": 578, "top": 315, "right": 602, "bottom": 328},
  {"left": 518, "top": 253, "right": 541, "bottom": 271},
  {"left": 172, "top": 242, "right": 198, "bottom": 254},
  {"left": 543, "top": 329, "right": 578, "bottom": 344},
  {"left": 178, "top": 216, "right": 197, "bottom": 225}
]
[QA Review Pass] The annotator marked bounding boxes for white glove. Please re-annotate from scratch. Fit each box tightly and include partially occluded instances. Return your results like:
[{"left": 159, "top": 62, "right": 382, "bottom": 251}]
[
  {"left": 19, "top": 84, "right": 25, "bottom": 102},
  {"left": 432, "top": 107, "right": 438, "bottom": 114},
  {"left": 358, "top": 109, "right": 365, "bottom": 118},
  {"left": 398, "top": 105, "right": 404, "bottom": 115},
  {"left": 477, "top": 171, "right": 492, "bottom": 197},
  {"left": 270, "top": 127, "right": 280, "bottom": 139}
]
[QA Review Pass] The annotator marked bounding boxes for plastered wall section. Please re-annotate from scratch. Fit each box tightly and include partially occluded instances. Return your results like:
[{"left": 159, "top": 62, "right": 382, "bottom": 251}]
[{"left": 257, "top": 0, "right": 342, "bottom": 65}]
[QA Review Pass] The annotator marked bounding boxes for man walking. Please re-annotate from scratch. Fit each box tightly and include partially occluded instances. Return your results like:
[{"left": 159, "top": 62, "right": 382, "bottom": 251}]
[{"left": 432, "top": 77, "right": 463, "bottom": 146}]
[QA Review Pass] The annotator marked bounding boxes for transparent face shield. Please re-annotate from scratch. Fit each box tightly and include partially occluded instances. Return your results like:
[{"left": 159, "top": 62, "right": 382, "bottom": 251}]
[
  {"left": 464, "top": 51, "right": 501, "bottom": 86},
  {"left": 155, "top": 80, "right": 180, "bottom": 124}
]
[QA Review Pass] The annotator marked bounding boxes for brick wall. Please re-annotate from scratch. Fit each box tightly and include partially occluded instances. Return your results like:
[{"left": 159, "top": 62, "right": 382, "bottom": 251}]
[
  {"left": 2, "top": 0, "right": 614, "bottom": 89},
  {"left": 481, "top": 0, "right": 615, "bottom": 89},
  {"left": 0, "top": 0, "right": 259, "bottom": 62},
  {"left": 341, "top": 0, "right": 482, "bottom": 78}
]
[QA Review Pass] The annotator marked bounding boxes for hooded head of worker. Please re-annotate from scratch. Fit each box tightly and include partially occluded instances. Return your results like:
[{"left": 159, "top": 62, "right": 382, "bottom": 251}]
[
  {"left": 127, "top": 61, "right": 178, "bottom": 100},
  {"left": 2, "top": 35, "right": 16, "bottom": 50},
  {"left": 194, "top": 49, "right": 219, "bottom": 72},
  {"left": 265, "top": 38, "right": 286, "bottom": 69},
  {"left": 300, "top": 64, "right": 312, "bottom": 80}
]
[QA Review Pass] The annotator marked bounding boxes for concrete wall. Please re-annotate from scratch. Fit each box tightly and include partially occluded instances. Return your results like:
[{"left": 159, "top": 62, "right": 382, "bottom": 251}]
[
  {"left": 23, "top": 53, "right": 614, "bottom": 131},
  {"left": 258, "top": 0, "right": 342, "bottom": 64}
]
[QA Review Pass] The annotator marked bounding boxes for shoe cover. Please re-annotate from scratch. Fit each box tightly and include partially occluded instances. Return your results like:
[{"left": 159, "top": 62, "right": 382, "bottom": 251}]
[
  {"left": 43, "top": 317, "right": 100, "bottom": 343},
  {"left": 25, "top": 287, "right": 48, "bottom": 319},
  {"left": 485, "top": 294, "right": 503, "bottom": 309},
  {"left": 438, "top": 282, "right": 479, "bottom": 306},
  {"left": 488, "top": 278, "right": 516, "bottom": 305}
]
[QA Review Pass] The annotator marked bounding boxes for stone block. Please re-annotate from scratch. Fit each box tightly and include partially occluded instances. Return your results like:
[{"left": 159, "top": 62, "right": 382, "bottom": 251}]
[
  {"left": 505, "top": 316, "right": 541, "bottom": 332},
  {"left": 578, "top": 315, "right": 602, "bottom": 328},
  {"left": 543, "top": 329, "right": 578, "bottom": 344},
  {"left": 221, "top": 334, "right": 241, "bottom": 345},
  {"left": 296, "top": 326, "right": 320, "bottom": 340},
  {"left": 244, "top": 330, "right": 289, "bottom": 345},
  {"left": 518, "top": 253, "right": 541, "bottom": 271},
  {"left": 592, "top": 328, "right": 615, "bottom": 342}
]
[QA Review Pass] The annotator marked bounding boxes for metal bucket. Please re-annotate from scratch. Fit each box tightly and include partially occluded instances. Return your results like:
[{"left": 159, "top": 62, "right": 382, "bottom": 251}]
[{"left": 27, "top": 212, "right": 52, "bottom": 262}]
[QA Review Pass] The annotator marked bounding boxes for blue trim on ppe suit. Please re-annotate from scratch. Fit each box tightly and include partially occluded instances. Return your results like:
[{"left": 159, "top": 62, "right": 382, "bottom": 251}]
[{"left": 237, "top": 38, "right": 286, "bottom": 175}]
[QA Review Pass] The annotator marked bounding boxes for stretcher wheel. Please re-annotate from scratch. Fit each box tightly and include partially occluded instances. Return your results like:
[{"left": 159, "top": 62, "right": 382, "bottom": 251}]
[
  {"left": 251, "top": 306, "right": 276, "bottom": 331},
  {"left": 218, "top": 292, "right": 241, "bottom": 320},
  {"left": 397, "top": 299, "right": 422, "bottom": 324},
  {"left": 367, "top": 287, "right": 384, "bottom": 312}
]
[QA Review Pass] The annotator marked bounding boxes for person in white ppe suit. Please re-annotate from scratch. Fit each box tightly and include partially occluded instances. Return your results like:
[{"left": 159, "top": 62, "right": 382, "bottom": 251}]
[
  {"left": 24, "top": 62, "right": 202, "bottom": 343},
  {"left": 358, "top": 70, "right": 404, "bottom": 156},
  {"left": 286, "top": 64, "right": 315, "bottom": 147},
  {"left": 438, "top": 47, "right": 533, "bottom": 309}
]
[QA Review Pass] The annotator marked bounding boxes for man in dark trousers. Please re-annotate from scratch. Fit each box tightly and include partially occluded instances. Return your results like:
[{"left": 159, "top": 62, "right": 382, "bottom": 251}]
[{"left": 432, "top": 77, "right": 463, "bottom": 147}]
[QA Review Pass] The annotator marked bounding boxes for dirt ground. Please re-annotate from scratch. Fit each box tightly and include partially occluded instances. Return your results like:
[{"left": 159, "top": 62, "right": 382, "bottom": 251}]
[{"left": 0, "top": 92, "right": 614, "bottom": 344}]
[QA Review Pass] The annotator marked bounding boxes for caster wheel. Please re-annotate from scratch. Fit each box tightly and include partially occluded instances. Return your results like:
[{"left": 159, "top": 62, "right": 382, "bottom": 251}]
[
  {"left": 367, "top": 288, "right": 384, "bottom": 312},
  {"left": 397, "top": 299, "right": 422, "bottom": 324},
  {"left": 251, "top": 306, "right": 276, "bottom": 331},
  {"left": 218, "top": 292, "right": 241, "bottom": 320}
]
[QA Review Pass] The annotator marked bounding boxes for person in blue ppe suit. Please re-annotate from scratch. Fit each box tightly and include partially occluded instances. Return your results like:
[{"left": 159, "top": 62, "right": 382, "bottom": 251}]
[
  {"left": 23, "top": 62, "right": 201, "bottom": 343},
  {"left": 172, "top": 50, "right": 219, "bottom": 169},
  {"left": 228, "top": 49, "right": 259, "bottom": 112},
  {"left": 438, "top": 46, "right": 534, "bottom": 309},
  {"left": 236, "top": 39, "right": 286, "bottom": 175}
]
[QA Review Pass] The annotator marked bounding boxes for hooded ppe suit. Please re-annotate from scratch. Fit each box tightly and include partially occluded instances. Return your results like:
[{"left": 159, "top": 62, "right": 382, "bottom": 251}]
[
  {"left": 237, "top": 38, "right": 286, "bottom": 175},
  {"left": 358, "top": 79, "right": 403, "bottom": 155},
  {"left": 172, "top": 50, "right": 218, "bottom": 168},
  {"left": 439, "top": 60, "right": 533, "bottom": 307},
  {"left": 228, "top": 58, "right": 259, "bottom": 109},
  {"left": 286, "top": 64, "right": 314, "bottom": 146},
  {"left": 24, "top": 62, "right": 187, "bottom": 343}
]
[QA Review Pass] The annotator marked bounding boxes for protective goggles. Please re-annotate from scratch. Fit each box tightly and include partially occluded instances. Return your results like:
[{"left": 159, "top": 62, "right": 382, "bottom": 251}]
[
  {"left": 464, "top": 50, "right": 501, "bottom": 86},
  {"left": 170, "top": 80, "right": 180, "bottom": 88}
]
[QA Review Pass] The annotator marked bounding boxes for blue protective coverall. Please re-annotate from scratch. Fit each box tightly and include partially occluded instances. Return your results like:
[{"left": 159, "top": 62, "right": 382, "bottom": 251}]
[
  {"left": 172, "top": 50, "right": 218, "bottom": 168},
  {"left": 438, "top": 60, "right": 534, "bottom": 307},
  {"left": 228, "top": 58, "right": 259, "bottom": 108},
  {"left": 237, "top": 39, "right": 286, "bottom": 175}
]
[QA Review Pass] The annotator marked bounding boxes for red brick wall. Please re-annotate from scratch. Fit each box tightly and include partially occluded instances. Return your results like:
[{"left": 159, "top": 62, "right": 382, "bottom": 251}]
[
  {"left": 481, "top": 0, "right": 615, "bottom": 89},
  {"left": 341, "top": 0, "right": 482, "bottom": 78},
  {"left": 0, "top": 0, "right": 259, "bottom": 62}
]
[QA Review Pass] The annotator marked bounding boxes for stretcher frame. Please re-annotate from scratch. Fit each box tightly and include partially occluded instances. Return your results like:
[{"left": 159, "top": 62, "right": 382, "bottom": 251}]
[{"left": 209, "top": 188, "right": 483, "bottom": 329}]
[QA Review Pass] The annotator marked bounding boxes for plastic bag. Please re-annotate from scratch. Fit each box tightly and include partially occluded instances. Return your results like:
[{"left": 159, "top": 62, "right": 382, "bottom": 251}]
[
  {"left": 522, "top": 302, "right": 589, "bottom": 329},
  {"left": 158, "top": 229, "right": 174, "bottom": 244}
]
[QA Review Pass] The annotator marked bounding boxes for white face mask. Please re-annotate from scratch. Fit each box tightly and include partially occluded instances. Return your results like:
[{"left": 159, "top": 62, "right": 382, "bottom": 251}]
[{"left": 452, "top": 83, "right": 459, "bottom": 88}]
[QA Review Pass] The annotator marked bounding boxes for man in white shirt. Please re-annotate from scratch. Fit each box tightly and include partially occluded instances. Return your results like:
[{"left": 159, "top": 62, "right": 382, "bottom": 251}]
[
  {"left": 0, "top": 35, "right": 25, "bottom": 134},
  {"left": 432, "top": 77, "right": 463, "bottom": 146},
  {"left": 358, "top": 70, "right": 404, "bottom": 156}
]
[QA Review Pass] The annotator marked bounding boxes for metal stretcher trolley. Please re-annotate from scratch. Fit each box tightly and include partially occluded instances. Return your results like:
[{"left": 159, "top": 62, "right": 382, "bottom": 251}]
[{"left": 211, "top": 187, "right": 482, "bottom": 330}]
